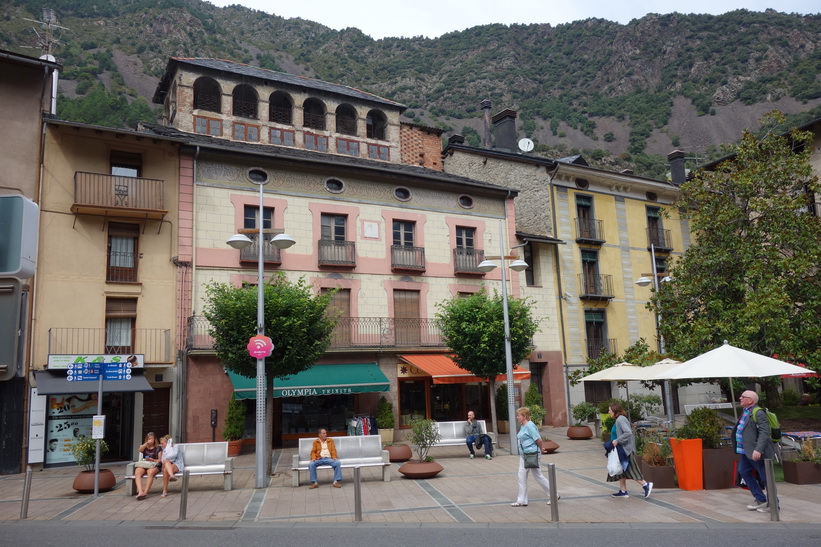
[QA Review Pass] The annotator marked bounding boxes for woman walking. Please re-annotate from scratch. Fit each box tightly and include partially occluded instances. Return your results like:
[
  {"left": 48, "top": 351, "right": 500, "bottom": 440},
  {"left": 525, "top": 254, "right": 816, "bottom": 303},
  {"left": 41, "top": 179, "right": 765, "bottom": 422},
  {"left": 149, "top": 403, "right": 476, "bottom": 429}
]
[
  {"left": 607, "top": 402, "right": 652, "bottom": 498},
  {"left": 511, "top": 406, "right": 559, "bottom": 507}
]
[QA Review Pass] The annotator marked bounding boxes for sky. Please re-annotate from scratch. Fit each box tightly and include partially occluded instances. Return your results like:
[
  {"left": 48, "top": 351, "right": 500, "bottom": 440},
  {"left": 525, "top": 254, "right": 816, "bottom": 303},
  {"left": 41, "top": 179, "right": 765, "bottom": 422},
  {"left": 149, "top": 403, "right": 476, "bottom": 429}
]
[{"left": 206, "top": 1, "right": 820, "bottom": 40}]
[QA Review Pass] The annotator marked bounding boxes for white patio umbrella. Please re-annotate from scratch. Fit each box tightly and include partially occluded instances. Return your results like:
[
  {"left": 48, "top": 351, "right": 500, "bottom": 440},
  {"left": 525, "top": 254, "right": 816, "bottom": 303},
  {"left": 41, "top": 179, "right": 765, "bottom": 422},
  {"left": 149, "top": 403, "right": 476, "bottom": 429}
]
[
  {"left": 580, "top": 362, "right": 646, "bottom": 401},
  {"left": 648, "top": 342, "right": 813, "bottom": 419},
  {"left": 632, "top": 358, "right": 681, "bottom": 426}
]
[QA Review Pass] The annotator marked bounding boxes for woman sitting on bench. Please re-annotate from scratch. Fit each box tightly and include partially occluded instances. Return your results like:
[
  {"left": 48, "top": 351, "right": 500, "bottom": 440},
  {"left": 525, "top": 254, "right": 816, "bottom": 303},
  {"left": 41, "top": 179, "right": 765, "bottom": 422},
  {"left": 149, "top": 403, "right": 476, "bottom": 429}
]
[{"left": 159, "top": 435, "right": 185, "bottom": 498}]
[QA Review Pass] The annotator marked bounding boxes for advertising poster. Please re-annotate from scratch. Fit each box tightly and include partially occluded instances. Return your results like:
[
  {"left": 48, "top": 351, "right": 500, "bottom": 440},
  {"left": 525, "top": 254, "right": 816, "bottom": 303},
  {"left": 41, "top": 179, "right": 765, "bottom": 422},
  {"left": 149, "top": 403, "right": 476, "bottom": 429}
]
[{"left": 46, "top": 394, "right": 96, "bottom": 465}]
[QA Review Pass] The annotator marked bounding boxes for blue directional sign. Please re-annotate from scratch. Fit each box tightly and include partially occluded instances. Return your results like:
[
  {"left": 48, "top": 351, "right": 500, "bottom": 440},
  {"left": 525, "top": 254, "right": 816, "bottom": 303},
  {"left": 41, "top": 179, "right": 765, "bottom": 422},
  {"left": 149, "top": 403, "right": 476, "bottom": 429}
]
[{"left": 65, "top": 361, "right": 133, "bottom": 381}]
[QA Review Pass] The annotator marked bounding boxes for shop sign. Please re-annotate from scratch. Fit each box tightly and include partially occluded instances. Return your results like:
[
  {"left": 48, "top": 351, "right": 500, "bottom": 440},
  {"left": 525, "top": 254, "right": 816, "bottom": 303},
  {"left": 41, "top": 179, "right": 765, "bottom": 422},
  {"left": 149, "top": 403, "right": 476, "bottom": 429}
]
[{"left": 47, "top": 354, "right": 144, "bottom": 370}]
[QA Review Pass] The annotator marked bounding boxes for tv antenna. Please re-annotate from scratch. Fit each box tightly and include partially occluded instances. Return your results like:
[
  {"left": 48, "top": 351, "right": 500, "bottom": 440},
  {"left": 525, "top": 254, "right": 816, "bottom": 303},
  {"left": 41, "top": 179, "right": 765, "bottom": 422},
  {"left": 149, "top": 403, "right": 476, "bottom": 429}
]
[{"left": 22, "top": 8, "right": 69, "bottom": 58}]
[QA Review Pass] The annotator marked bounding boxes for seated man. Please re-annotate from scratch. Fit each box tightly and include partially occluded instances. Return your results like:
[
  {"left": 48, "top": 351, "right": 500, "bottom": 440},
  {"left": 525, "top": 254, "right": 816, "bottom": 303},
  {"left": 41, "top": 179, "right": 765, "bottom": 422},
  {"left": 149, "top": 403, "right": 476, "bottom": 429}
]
[
  {"left": 464, "top": 410, "right": 492, "bottom": 460},
  {"left": 308, "top": 428, "right": 342, "bottom": 488}
]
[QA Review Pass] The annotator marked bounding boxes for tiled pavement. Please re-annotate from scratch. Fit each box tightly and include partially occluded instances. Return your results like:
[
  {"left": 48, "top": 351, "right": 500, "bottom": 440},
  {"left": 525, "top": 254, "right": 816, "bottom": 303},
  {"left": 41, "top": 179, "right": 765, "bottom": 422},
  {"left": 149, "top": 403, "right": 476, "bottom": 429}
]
[{"left": 2, "top": 426, "right": 820, "bottom": 526}]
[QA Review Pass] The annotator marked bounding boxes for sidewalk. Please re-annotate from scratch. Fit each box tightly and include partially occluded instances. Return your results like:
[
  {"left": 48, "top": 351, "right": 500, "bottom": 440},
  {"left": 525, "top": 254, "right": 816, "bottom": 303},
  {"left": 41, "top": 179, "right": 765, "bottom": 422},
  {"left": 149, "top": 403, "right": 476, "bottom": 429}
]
[{"left": 2, "top": 426, "right": 820, "bottom": 526}]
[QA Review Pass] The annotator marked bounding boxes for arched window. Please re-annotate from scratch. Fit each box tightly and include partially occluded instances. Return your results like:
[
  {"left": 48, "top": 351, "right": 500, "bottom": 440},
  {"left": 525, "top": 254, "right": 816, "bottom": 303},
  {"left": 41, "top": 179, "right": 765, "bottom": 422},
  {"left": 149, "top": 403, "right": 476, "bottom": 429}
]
[
  {"left": 335, "top": 104, "right": 357, "bottom": 136},
  {"left": 303, "top": 98, "right": 326, "bottom": 130},
  {"left": 366, "top": 109, "right": 387, "bottom": 140},
  {"left": 193, "top": 77, "right": 221, "bottom": 113},
  {"left": 232, "top": 84, "right": 258, "bottom": 119},
  {"left": 269, "top": 91, "right": 293, "bottom": 125}
]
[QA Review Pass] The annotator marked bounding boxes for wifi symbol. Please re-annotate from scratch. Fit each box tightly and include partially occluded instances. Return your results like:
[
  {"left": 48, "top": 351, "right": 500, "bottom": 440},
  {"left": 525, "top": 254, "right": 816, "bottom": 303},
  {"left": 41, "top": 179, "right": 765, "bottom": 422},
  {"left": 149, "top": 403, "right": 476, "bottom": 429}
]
[{"left": 247, "top": 335, "right": 274, "bottom": 358}]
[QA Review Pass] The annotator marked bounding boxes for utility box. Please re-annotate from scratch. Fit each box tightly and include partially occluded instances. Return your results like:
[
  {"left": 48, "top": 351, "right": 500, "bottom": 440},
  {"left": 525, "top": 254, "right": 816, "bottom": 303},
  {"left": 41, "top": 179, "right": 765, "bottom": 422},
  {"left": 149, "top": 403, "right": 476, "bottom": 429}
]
[{"left": 0, "top": 195, "right": 39, "bottom": 279}]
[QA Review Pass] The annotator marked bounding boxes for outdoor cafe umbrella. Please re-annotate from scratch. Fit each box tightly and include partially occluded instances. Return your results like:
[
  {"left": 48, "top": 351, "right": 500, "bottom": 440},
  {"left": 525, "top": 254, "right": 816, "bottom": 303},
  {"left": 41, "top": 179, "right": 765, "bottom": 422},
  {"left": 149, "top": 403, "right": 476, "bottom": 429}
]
[
  {"left": 632, "top": 358, "right": 682, "bottom": 425},
  {"left": 580, "top": 362, "right": 646, "bottom": 401},
  {"left": 648, "top": 341, "right": 813, "bottom": 419}
]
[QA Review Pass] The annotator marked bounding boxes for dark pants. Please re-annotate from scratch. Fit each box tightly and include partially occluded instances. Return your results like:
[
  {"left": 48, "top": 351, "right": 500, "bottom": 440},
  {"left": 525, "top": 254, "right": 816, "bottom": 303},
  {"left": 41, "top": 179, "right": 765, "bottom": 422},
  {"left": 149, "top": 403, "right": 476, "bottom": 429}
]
[
  {"left": 738, "top": 454, "right": 767, "bottom": 503},
  {"left": 466, "top": 434, "right": 491, "bottom": 455}
]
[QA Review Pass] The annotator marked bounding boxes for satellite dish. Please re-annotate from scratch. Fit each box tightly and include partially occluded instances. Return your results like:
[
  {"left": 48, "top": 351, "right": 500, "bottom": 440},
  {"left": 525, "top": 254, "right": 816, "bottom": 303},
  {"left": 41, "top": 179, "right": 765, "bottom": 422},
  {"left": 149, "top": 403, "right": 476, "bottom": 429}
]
[{"left": 518, "top": 138, "right": 534, "bottom": 153}]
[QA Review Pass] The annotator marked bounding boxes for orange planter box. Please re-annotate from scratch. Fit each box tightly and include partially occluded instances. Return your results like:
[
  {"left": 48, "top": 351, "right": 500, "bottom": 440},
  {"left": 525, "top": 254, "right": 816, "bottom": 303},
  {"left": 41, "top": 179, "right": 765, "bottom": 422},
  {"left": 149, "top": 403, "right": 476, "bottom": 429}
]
[{"left": 671, "top": 438, "right": 703, "bottom": 491}]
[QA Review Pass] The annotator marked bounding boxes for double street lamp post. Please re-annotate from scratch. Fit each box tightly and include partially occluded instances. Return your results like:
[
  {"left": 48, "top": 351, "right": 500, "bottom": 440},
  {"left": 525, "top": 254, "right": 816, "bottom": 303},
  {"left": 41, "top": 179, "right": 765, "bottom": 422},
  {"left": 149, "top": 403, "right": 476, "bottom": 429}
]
[
  {"left": 226, "top": 176, "right": 295, "bottom": 488},
  {"left": 477, "top": 221, "right": 528, "bottom": 455}
]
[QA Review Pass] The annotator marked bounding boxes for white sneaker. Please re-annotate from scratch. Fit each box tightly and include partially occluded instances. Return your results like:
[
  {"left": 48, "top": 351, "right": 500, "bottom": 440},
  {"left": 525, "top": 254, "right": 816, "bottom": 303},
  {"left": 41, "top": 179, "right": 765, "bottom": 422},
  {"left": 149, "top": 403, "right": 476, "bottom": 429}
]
[
  {"left": 747, "top": 500, "right": 767, "bottom": 510},
  {"left": 469, "top": 454, "right": 475, "bottom": 459}
]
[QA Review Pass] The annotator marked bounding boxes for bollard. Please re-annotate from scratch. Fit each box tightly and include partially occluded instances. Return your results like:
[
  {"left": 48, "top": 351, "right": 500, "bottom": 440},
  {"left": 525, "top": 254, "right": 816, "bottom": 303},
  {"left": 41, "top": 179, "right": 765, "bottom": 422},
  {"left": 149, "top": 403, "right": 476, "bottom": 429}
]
[
  {"left": 20, "top": 468, "right": 32, "bottom": 520},
  {"left": 547, "top": 463, "right": 559, "bottom": 522},
  {"left": 763, "top": 458, "right": 779, "bottom": 522},
  {"left": 353, "top": 466, "right": 362, "bottom": 522},
  {"left": 179, "top": 469, "right": 190, "bottom": 521}
]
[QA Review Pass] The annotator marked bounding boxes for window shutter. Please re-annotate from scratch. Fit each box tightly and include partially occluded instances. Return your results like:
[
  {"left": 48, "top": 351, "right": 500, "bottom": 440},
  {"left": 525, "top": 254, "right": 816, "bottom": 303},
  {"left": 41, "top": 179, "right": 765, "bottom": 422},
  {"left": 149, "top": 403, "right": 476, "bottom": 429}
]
[{"left": 106, "top": 298, "right": 137, "bottom": 318}]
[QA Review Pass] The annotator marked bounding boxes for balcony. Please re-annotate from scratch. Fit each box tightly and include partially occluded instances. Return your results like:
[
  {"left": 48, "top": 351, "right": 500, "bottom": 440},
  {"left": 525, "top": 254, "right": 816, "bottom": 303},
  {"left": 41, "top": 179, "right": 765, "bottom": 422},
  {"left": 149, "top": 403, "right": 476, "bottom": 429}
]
[
  {"left": 238, "top": 232, "right": 282, "bottom": 265},
  {"left": 186, "top": 315, "right": 445, "bottom": 351},
  {"left": 587, "top": 338, "right": 618, "bottom": 360},
  {"left": 48, "top": 327, "right": 172, "bottom": 363},
  {"left": 647, "top": 228, "right": 673, "bottom": 252},
  {"left": 391, "top": 245, "right": 426, "bottom": 272},
  {"left": 318, "top": 240, "right": 356, "bottom": 267},
  {"left": 106, "top": 250, "right": 138, "bottom": 283},
  {"left": 453, "top": 248, "right": 486, "bottom": 275},
  {"left": 575, "top": 218, "right": 605, "bottom": 245},
  {"left": 72, "top": 172, "right": 167, "bottom": 220},
  {"left": 578, "top": 273, "right": 614, "bottom": 301}
]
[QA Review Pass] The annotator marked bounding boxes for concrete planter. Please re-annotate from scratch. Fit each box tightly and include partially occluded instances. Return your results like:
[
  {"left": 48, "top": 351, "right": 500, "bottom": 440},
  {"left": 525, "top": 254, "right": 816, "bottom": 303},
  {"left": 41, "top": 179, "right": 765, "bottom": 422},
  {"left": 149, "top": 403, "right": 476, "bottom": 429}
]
[{"left": 398, "top": 461, "right": 443, "bottom": 479}]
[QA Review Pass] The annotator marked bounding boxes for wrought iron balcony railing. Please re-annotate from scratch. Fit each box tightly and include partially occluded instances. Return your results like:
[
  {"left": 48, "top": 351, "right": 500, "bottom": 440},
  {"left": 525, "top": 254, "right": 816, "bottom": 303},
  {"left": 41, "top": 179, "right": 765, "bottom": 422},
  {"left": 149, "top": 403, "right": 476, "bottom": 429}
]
[
  {"left": 578, "top": 273, "right": 614, "bottom": 300},
  {"left": 72, "top": 171, "right": 167, "bottom": 220},
  {"left": 647, "top": 228, "right": 673, "bottom": 252},
  {"left": 586, "top": 338, "right": 618, "bottom": 360},
  {"left": 106, "top": 250, "right": 138, "bottom": 283},
  {"left": 186, "top": 315, "right": 445, "bottom": 350},
  {"left": 575, "top": 218, "right": 605, "bottom": 244},
  {"left": 391, "top": 245, "right": 426, "bottom": 271},
  {"left": 318, "top": 240, "right": 356, "bottom": 267},
  {"left": 238, "top": 232, "right": 282, "bottom": 264},
  {"left": 453, "top": 248, "right": 485, "bottom": 274},
  {"left": 48, "top": 327, "right": 172, "bottom": 363}
]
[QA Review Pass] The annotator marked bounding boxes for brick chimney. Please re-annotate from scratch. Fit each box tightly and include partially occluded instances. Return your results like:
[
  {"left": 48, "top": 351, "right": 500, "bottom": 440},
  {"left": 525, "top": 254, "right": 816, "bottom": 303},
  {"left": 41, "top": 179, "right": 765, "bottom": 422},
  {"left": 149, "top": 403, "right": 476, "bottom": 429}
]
[
  {"left": 492, "top": 109, "right": 517, "bottom": 152},
  {"left": 480, "top": 99, "right": 492, "bottom": 148},
  {"left": 668, "top": 150, "right": 686, "bottom": 185}
]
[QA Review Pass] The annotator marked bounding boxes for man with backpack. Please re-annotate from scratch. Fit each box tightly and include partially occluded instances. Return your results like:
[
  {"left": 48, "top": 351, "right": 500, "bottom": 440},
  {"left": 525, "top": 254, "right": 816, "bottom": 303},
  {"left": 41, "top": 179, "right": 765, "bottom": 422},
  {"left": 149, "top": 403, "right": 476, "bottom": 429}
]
[{"left": 732, "top": 390, "right": 775, "bottom": 512}]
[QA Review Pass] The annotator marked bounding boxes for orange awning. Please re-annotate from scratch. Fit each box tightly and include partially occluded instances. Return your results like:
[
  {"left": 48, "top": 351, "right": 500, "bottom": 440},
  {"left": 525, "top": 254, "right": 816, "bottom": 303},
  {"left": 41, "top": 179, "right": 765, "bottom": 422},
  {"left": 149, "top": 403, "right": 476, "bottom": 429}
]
[{"left": 400, "top": 354, "right": 530, "bottom": 384}]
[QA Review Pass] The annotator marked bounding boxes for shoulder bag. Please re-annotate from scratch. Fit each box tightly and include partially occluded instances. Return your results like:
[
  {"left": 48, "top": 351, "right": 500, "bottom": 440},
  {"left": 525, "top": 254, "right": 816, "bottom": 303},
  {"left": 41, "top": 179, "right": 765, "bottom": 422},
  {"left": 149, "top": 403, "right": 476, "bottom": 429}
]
[{"left": 523, "top": 451, "right": 539, "bottom": 469}]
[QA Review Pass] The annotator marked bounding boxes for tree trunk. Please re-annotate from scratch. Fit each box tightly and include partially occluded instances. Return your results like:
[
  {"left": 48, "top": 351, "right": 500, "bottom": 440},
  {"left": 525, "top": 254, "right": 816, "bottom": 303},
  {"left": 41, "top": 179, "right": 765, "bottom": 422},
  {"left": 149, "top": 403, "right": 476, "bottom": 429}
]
[
  {"left": 761, "top": 377, "right": 783, "bottom": 408},
  {"left": 488, "top": 379, "right": 497, "bottom": 443}
]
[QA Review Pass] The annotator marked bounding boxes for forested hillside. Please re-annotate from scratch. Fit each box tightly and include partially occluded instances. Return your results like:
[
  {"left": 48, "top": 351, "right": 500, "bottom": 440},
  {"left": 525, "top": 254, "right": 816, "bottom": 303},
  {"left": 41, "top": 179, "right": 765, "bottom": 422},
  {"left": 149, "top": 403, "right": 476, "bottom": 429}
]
[{"left": 2, "top": 0, "right": 820, "bottom": 177}]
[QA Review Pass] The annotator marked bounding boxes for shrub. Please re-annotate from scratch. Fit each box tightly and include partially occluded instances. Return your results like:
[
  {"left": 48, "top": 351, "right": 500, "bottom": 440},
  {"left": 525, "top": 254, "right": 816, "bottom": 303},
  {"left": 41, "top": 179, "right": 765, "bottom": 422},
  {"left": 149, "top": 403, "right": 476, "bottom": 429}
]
[
  {"left": 675, "top": 407, "right": 724, "bottom": 449},
  {"left": 781, "top": 389, "right": 800, "bottom": 406},
  {"left": 571, "top": 401, "right": 597, "bottom": 426},
  {"left": 71, "top": 436, "right": 109, "bottom": 471},
  {"left": 376, "top": 396, "right": 395, "bottom": 430},
  {"left": 222, "top": 393, "right": 245, "bottom": 442},
  {"left": 408, "top": 419, "right": 441, "bottom": 462},
  {"left": 496, "top": 384, "right": 509, "bottom": 421}
]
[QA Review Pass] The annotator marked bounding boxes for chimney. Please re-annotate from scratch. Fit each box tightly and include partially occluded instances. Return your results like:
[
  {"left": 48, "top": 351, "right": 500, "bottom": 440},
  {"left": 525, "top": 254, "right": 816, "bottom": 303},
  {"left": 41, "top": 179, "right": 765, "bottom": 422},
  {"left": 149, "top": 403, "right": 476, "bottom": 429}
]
[
  {"left": 668, "top": 150, "right": 686, "bottom": 185},
  {"left": 492, "top": 108, "right": 517, "bottom": 152},
  {"left": 480, "top": 99, "right": 492, "bottom": 148}
]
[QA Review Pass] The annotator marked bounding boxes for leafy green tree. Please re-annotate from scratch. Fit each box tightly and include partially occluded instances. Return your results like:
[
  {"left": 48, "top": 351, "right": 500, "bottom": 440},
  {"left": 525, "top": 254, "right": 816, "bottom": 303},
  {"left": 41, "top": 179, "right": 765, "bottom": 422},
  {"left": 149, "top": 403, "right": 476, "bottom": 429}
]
[
  {"left": 652, "top": 112, "right": 821, "bottom": 407},
  {"left": 436, "top": 289, "right": 539, "bottom": 430},
  {"left": 203, "top": 273, "right": 336, "bottom": 459}
]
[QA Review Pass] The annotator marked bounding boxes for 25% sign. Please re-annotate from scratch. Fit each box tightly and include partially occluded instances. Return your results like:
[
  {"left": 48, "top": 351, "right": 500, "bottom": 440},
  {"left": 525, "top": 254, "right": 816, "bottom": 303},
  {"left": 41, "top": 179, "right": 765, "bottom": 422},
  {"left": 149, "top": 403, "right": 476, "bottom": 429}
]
[{"left": 247, "top": 335, "right": 274, "bottom": 359}]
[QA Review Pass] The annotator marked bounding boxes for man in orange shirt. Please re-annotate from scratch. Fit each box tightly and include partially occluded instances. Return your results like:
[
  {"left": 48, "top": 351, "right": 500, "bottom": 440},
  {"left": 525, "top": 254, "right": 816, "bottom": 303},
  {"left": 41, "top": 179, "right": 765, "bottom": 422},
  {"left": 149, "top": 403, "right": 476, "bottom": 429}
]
[{"left": 308, "top": 428, "right": 342, "bottom": 488}]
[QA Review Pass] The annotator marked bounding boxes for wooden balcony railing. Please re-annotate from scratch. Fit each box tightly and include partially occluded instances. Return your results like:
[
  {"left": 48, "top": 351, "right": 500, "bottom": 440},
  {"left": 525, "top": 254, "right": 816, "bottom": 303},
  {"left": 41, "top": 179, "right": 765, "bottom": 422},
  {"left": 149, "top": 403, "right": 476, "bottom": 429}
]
[
  {"left": 453, "top": 248, "right": 485, "bottom": 274},
  {"left": 318, "top": 240, "right": 356, "bottom": 267},
  {"left": 72, "top": 172, "right": 167, "bottom": 220},
  {"left": 48, "top": 327, "right": 172, "bottom": 363},
  {"left": 391, "top": 245, "right": 426, "bottom": 272}
]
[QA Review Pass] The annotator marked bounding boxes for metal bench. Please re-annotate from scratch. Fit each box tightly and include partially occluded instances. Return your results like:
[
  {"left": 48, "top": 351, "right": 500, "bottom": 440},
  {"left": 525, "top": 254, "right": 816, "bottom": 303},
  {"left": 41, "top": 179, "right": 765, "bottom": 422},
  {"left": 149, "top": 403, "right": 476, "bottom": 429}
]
[
  {"left": 431, "top": 420, "right": 496, "bottom": 449},
  {"left": 290, "top": 435, "right": 391, "bottom": 487},
  {"left": 124, "top": 441, "right": 234, "bottom": 496}
]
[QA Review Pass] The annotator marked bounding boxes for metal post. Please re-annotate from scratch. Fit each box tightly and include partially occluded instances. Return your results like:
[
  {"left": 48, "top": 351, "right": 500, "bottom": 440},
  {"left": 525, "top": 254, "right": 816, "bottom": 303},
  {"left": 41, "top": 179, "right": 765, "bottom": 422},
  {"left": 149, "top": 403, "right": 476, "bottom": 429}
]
[
  {"left": 353, "top": 466, "right": 362, "bottom": 522},
  {"left": 94, "top": 374, "right": 103, "bottom": 497},
  {"left": 497, "top": 221, "right": 519, "bottom": 455},
  {"left": 650, "top": 244, "right": 676, "bottom": 427},
  {"left": 20, "top": 467, "right": 32, "bottom": 519},
  {"left": 255, "top": 180, "right": 267, "bottom": 489},
  {"left": 547, "top": 463, "right": 559, "bottom": 522},
  {"left": 763, "top": 458, "right": 779, "bottom": 521},
  {"left": 179, "top": 469, "right": 190, "bottom": 521}
]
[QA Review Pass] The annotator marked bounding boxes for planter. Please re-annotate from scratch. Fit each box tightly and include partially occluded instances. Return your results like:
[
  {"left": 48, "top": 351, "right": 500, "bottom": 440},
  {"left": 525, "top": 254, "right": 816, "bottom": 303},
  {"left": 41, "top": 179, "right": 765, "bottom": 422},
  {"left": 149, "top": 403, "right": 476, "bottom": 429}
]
[
  {"left": 227, "top": 439, "right": 242, "bottom": 457},
  {"left": 567, "top": 425, "right": 593, "bottom": 440},
  {"left": 385, "top": 443, "right": 413, "bottom": 462},
  {"left": 379, "top": 428, "right": 395, "bottom": 445},
  {"left": 639, "top": 460, "right": 677, "bottom": 489},
  {"left": 73, "top": 469, "right": 116, "bottom": 493},
  {"left": 670, "top": 438, "right": 703, "bottom": 491},
  {"left": 783, "top": 460, "right": 821, "bottom": 485},
  {"left": 497, "top": 420, "right": 509, "bottom": 434},
  {"left": 541, "top": 439, "right": 560, "bottom": 454},
  {"left": 398, "top": 460, "right": 443, "bottom": 479},
  {"left": 702, "top": 447, "right": 738, "bottom": 490}
]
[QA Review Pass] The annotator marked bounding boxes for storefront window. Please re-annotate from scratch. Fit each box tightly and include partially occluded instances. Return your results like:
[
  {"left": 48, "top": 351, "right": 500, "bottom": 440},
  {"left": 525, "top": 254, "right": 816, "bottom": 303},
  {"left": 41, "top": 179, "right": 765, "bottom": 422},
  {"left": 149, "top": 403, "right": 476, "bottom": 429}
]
[
  {"left": 431, "top": 384, "right": 463, "bottom": 421},
  {"left": 281, "top": 394, "right": 354, "bottom": 438},
  {"left": 399, "top": 379, "right": 427, "bottom": 426},
  {"left": 398, "top": 379, "right": 491, "bottom": 426}
]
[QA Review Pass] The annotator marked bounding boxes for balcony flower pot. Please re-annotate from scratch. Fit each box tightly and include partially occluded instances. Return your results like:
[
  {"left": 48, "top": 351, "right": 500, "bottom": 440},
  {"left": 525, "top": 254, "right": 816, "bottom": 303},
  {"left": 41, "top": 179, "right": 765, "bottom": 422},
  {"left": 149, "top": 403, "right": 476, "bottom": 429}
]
[
  {"left": 670, "top": 438, "right": 703, "bottom": 490},
  {"left": 782, "top": 460, "right": 821, "bottom": 484}
]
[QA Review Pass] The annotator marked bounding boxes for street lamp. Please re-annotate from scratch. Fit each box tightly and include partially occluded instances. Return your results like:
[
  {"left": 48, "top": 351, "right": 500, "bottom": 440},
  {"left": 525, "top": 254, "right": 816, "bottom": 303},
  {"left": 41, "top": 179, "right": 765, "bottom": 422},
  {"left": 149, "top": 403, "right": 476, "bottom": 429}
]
[
  {"left": 477, "top": 220, "right": 528, "bottom": 455},
  {"left": 635, "top": 243, "right": 674, "bottom": 426},
  {"left": 226, "top": 178, "right": 295, "bottom": 489}
]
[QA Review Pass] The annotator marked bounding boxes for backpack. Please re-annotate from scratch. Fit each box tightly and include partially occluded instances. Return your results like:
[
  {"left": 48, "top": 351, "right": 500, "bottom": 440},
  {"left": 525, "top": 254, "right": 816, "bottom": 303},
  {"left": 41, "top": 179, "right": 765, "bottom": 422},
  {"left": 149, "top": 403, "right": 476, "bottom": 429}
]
[{"left": 752, "top": 406, "right": 781, "bottom": 442}]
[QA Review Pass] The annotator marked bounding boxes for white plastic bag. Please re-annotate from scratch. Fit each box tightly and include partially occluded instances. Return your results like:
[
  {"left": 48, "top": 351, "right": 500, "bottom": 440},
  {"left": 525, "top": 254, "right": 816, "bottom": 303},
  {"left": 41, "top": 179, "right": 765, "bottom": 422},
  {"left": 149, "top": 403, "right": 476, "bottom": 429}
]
[{"left": 607, "top": 447, "right": 622, "bottom": 477}]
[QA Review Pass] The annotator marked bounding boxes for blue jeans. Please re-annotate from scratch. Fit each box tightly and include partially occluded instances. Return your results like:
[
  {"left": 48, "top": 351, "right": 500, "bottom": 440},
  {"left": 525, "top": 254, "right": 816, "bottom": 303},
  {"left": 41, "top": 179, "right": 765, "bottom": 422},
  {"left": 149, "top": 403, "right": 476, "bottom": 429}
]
[
  {"left": 738, "top": 454, "right": 767, "bottom": 503},
  {"left": 309, "top": 457, "right": 342, "bottom": 483},
  {"left": 466, "top": 434, "right": 491, "bottom": 455}
]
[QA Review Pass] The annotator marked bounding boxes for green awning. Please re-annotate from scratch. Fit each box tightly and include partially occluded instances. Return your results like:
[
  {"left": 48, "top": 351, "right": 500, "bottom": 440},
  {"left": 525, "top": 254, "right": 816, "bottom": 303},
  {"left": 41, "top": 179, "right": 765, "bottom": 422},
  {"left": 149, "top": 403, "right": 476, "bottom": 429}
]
[{"left": 227, "top": 363, "right": 390, "bottom": 399}]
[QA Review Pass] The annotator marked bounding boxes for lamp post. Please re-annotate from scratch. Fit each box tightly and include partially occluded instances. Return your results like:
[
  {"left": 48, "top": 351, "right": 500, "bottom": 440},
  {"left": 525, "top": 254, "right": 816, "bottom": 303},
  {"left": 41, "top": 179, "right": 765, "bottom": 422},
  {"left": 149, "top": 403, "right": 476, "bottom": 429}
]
[
  {"left": 477, "top": 220, "right": 528, "bottom": 455},
  {"left": 635, "top": 243, "right": 674, "bottom": 426},
  {"left": 226, "top": 177, "right": 295, "bottom": 489}
]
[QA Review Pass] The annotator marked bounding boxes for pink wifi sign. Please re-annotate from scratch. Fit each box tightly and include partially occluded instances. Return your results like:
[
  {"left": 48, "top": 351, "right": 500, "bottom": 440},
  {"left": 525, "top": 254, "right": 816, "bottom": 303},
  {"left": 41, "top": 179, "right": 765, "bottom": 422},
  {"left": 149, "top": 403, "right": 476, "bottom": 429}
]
[{"left": 247, "top": 335, "right": 274, "bottom": 359}]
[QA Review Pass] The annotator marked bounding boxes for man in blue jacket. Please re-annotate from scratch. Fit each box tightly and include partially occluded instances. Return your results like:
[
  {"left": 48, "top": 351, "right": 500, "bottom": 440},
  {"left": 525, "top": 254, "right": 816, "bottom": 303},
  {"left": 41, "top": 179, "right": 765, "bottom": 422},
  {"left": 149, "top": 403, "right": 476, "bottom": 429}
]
[{"left": 732, "top": 390, "right": 774, "bottom": 512}]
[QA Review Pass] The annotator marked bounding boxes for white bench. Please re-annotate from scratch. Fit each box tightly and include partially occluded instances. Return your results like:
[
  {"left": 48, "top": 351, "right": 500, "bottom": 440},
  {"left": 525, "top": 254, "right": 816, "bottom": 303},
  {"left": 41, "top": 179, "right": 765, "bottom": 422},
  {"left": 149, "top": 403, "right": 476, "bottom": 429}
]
[
  {"left": 291, "top": 435, "right": 391, "bottom": 487},
  {"left": 432, "top": 420, "right": 496, "bottom": 449},
  {"left": 124, "top": 441, "right": 234, "bottom": 496}
]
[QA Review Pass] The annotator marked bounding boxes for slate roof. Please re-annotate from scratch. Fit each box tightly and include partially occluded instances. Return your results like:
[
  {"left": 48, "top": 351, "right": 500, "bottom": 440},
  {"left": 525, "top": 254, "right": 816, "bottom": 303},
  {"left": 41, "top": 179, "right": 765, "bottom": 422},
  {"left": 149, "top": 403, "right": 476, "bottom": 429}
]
[
  {"left": 138, "top": 122, "right": 516, "bottom": 194},
  {"left": 153, "top": 57, "right": 404, "bottom": 110}
]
